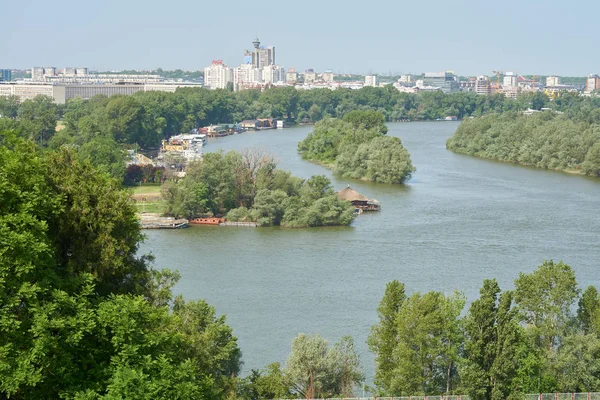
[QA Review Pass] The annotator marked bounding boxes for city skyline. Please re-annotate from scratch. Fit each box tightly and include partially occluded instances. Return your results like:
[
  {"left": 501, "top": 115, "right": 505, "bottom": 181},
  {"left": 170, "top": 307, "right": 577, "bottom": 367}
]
[{"left": 2, "top": 0, "right": 600, "bottom": 76}]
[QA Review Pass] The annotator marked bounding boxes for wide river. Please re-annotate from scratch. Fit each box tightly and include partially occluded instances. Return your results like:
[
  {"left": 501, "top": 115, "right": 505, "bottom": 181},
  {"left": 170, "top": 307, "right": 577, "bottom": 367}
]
[{"left": 139, "top": 122, "right": 600, "bottom": 381}]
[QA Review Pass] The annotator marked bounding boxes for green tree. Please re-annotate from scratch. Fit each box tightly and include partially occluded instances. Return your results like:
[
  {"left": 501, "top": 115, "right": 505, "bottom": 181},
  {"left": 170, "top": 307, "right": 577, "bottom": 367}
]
[
  {"left": 17, "top": 95, "right": 58, "bottom": 145},
  {"left": 368, "top": 280, "right": 406, "bottom": 393},
  {"left": 578, "top": 286, "right": 600, "bottom": 334}
]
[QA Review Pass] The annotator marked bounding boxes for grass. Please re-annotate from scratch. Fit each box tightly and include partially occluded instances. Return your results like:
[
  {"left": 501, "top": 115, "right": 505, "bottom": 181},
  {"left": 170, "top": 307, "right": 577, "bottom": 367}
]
[
  {"left": 131, "top": 183, "right": 162, "bottom": 195},
  {"left": 134, "top": 200, "right": 166, "bottom": 214}
]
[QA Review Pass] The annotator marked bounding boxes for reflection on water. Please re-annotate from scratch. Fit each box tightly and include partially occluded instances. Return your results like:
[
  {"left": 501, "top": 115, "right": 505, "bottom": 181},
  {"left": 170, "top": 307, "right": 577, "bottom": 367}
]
[{"left": 139, "top": 122, "right": 600, "bottom": 379}]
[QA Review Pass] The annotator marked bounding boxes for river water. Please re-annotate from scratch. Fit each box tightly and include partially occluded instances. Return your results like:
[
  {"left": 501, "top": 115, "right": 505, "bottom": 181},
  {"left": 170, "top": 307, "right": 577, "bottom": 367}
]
[{"left": 139, "top": 122, "right": 600, "bottom": 380}]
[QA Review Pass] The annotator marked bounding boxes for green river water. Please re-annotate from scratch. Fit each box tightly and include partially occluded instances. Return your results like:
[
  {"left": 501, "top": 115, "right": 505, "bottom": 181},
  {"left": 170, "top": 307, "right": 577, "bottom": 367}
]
[{"left": 139, "top": 122, "right": 600, "bottom": 380}]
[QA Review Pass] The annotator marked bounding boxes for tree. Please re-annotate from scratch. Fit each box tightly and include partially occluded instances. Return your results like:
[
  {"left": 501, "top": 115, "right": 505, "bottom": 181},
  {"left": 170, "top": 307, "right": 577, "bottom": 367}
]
[
  {"left": 462, "top": 280, "right": 524, "bottom": 400},
  {"left": 284, "top": 334, "right": 363, "bottom": 399},
  {"left": 343, "top": 109, "right": 388, "bottom": 134},
  {"left": 514, "top": 260, "right": 579, "bottom": 352},
  {"left": 368, "top": 280, "right": 406, "bottom": 393},
  {"left": 578, "top": 286, "right": 600, "bottom": 334},
  {"left": 388, "top": 291, "right": 465, "bottom": 396},
  {"left": 17, "top": 95, "right": 58, "bottom": 145}
]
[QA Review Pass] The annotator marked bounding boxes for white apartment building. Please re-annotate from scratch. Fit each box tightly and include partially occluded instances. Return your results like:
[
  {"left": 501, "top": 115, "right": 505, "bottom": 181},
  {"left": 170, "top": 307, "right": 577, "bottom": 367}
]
[
  {"left": 365, "top": 75, "right": 379, "bottom": 87},
  {"left": 503, "top": 72, "right": 518, "bottom": 87},
  {"left": 546, "top": 76, "right": 560, "bottom": 87},
  {"left": 475, "top": 76, "right": 491, "bottom": 95},
  {"left": 203, "top": 60, "right": 233, "bottom": 89},
  {"left": 262, "top": 65, "right": 285, "bottom": 84},
  {"left": 322, "top": 70, "right": 335, "bottom": 83},
  {"left": 234, "top": 64, "right": 262, "bottom": 90}
]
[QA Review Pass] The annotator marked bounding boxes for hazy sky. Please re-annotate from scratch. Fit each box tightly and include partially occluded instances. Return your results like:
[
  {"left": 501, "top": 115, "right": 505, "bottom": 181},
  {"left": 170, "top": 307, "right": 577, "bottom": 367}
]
[{"left": 2, "top": 0, "right": 599, "bottom": 76}]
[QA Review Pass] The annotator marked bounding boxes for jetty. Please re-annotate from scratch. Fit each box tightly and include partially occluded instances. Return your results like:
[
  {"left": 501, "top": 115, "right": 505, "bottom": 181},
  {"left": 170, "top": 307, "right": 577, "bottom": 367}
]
[{"left": 139, "top": 213, "right": 189, "bottom": 229}]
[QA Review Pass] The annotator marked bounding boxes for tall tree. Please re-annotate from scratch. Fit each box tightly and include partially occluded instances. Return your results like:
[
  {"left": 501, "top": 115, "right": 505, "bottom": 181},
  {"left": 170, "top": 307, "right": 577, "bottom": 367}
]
[{"left": 368, "top": 280, "right": 406, "bottom": 393}]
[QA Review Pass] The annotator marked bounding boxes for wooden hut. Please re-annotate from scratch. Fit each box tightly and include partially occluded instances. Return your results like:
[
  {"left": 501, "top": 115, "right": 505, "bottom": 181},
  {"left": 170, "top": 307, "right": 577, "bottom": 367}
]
[{"left": 337, "top": 185, "right": 381, "bottom": 211}]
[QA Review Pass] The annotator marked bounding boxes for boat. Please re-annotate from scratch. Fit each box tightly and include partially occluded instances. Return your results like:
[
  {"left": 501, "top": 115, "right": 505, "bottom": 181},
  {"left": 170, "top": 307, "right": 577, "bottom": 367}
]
[{"left": 189, "top": 217, "right": 225, "bottom": 225}]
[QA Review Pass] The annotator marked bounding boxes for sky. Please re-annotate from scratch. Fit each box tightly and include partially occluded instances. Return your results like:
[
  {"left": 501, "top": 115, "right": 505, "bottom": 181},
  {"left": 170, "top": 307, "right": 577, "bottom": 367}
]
[{"left": 2, "top": 0, "right": 599, "bottom": 77}]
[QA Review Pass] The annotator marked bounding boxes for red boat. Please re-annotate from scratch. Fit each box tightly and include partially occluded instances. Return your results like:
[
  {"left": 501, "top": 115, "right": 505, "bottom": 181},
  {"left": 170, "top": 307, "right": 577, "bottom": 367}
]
[{"left": 189, "top": 217, "right": 225, "bottom": 225}]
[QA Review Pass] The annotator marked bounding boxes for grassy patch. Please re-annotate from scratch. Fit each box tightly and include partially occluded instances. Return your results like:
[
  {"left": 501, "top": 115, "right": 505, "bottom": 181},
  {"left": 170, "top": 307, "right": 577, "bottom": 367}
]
[
  {"left": 134, "top": 200, "right": 166, "bottom": 214},
  {"left": 130, "top": 184, "right": 162, "bottom": 195}
]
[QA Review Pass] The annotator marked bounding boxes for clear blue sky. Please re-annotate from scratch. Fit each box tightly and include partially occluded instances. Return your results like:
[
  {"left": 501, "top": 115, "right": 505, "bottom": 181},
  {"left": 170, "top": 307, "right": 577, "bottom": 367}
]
[{"left": 2, "top": 0, "right": 598, "bottom": 76}]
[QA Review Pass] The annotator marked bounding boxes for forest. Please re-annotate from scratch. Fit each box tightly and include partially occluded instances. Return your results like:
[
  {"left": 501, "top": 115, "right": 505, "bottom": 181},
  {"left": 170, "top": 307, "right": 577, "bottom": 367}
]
[
  {"left": 298, "top": 110, "right": 415, "bottom": 184},
  {"left": 446, "top": 110, "right": 600, "bottom": 177},
  {"left": 162, "top": 148, "right": 356, "bottom": 227},
  {"left": 2, "top": 125, "right": 600, "bottom": 399}
]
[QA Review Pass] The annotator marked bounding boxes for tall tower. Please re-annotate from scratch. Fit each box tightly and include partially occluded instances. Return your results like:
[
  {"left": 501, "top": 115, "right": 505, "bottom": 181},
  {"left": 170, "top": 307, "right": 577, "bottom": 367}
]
[{"left": 252, "top": 37, "right": 261, "bottom": 68}]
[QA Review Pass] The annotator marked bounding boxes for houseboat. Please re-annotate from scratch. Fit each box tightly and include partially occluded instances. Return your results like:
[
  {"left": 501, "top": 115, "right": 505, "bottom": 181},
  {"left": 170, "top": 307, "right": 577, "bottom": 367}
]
[{"left": 189, "top": 217, "right": 226, "bottom": 225}]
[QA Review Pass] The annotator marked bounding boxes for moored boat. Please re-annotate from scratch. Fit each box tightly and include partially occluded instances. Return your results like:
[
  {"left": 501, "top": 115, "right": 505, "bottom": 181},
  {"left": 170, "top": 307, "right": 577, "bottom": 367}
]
[{"left": 189, "top": 217, "right": 225, "bottom": 225}]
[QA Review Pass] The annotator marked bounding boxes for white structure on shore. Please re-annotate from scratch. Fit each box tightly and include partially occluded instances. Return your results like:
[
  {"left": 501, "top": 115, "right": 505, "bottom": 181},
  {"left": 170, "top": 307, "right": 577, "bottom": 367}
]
[
  {"left": 365, "top": 75, "right": 379, "bottom": 87},
  {"left": 203, "top": 60, "right": 233, "bottom": 89}
]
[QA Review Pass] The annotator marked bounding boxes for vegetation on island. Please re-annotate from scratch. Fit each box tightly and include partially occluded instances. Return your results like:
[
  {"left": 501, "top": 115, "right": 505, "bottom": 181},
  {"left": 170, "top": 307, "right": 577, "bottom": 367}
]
[
  {"left": 446, "top": 108, "right": 600, "bottom": 177},
  {"left": 163, "top": 148, "right": 355, "bottom": 227},
  {"left": 369, "top": 261, "right": 600, "bottom": 398},
  {"left": 298, "top": 110, "right": 415, "bottom": 184}
]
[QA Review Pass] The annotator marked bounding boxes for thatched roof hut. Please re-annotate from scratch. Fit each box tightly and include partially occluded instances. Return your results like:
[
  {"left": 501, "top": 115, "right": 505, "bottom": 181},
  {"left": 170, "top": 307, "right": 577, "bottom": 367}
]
[{"left": 337, "top": 185, "right": 369, "bottom": 202}]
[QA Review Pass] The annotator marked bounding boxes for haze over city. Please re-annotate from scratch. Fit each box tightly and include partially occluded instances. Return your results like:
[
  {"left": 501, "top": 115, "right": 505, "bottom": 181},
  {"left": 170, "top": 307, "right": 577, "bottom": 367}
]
[{"left": 3, "top": 0, "right": 600, "bottom": 76}]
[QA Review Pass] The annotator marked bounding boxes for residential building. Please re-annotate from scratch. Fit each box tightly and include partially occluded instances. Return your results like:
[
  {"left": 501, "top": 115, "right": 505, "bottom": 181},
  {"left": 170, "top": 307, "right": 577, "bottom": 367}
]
[
  {"left": 0, "top": 69, "right": 11, "bottom": 82},
  {"left": 459, "top": 79, "right": 476, "bottom": 92},
  {"left": 585, "top": 74, "right": 600, "bottom": 94},
  {"left": 286, "top": 68, "right": 298, "bottom": 85},
  {"left": 304, "top": 69, "right": 317, "bottom": 84},
  {"left": 203, "top": 60, "right": 233, "bottom": 89},
  {"left": 262, "top": 65, "right": 285, "bottom": 84},
  {"left": 234, "top": 63, "right": 261, "bottom": 90},
  {"left": 503, "top": 72, "right": 518, "bottom": 87},
  {"left": 546, "top": 76, "right": 560, "bottom": 87},
  {"left": 322, "top": 70, "right": 335, "bottom": 83},
  {"left": 475, "top": 76, "right": 491, "bottom": 95},
  {"left": 422, "top": 71, "right": 459, "bottom": 93},
  {"left": 399, "top": 74, "right": 412, "bottom": 83},
  {"left": 364, "top": 75, "right": 379, "bottom": 87}
]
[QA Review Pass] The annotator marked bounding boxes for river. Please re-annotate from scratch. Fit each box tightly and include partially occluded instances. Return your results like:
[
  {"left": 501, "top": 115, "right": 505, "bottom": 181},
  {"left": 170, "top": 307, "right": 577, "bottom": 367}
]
[{"left": 139, "top": 122, "right": 600, "bottom": 380}]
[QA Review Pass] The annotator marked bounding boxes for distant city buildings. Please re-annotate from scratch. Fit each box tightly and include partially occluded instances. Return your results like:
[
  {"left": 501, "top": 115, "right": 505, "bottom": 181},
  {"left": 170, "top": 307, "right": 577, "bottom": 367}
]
[
  {"left": 0, "top": 69, "right": 11, "bottom": 82},
  {"left": 204, "top": 60, "right": 233, "bottom": 89},
  {"left": 422, "top": 72, "right": 459, "bottom": 93},
  {"left": 364, "top": 75, "right": 379, "bottom": 87},
  {"left": 546, "top": 76, "right": 560, "bottom": 86},
  {"left": 585, "top": 74, "right": 600, "bottom": 94},
  {"left": 304, "top": 69, "right": 317, "bottom": 84},
  {"left": 285, "top": 69, "right": 298, "bottom": 85},
  {"left": 322, "top": 70, "right": 335, "bottom": 83},
  {"left": 475, "top": 76, "right": 491, "bottom": 95},
  {"left": 503, "top": 72, "right": 518, "bottom": 87}
]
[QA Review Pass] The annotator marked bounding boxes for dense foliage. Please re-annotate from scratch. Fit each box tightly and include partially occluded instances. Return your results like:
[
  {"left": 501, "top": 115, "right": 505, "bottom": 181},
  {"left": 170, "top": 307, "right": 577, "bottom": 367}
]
[
  {"left": 369, "top": 261, "right": 600, "bottom": 398},
  {"left": 446, "top": 111, "right": 600, "bottom": 176},
  {"left": 162, "top": 148, "right": 355, "bottom": 227},
  {"left": 0, "top": 131, "right": 242, "bottom": 399},
  {"left": 298, "top": 111, "right": 414, "bottom": 184}
]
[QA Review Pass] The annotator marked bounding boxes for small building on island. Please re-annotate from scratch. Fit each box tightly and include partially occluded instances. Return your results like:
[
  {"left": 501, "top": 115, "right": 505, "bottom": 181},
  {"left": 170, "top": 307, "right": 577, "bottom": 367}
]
[{"left": 337, "top": 185, "right": 381, "bottom": 212}]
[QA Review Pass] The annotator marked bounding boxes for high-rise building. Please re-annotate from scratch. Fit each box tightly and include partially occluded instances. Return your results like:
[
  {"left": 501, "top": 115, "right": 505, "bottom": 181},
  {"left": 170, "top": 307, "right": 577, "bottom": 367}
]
[
  {"left": 304, "top": 69, "right": 317, "bottom": 84},
  {"left": 585, "top": 74, "right": 600, "bottom": 94},
  {"left": 0, "top": 69, "right": 11, "bottom": 82},
  {"left": 364, "top": 75, "right": 379, "bottom": 87},
  {"left": 234, "top": 63, "right": 261, "bottom": 90},
  {"left": 262, "top": 65, "right": 285, "bottom": 84},
  {"left": 503, "top": 72, "right": 518, "bottom": 87},
  {"left": 245, "top": 38, "right": 275, "bottom": 69},
  {"left": 546, "top": 76, "right": 560, "bottom": 87},
  {"left": 285, "top": 68, "right": 298, "bottom": 85},
  {"left": 322, "top": 70, "right": 335, "bottom": 83},
  {"left": 423, "top": 72, "right": 459, "bottom": 93},
  {"left": 475, "top": 76, "right": 491, "bottom": 95},
  {"left": 203, "top": 60, "right": 233, "bottom": 89}
]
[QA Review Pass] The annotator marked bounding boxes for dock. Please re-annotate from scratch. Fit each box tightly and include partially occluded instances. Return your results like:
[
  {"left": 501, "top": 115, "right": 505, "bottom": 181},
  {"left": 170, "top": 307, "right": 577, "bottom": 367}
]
[{"left": 139, "top": 214, "right": 189, "bottom": 229}]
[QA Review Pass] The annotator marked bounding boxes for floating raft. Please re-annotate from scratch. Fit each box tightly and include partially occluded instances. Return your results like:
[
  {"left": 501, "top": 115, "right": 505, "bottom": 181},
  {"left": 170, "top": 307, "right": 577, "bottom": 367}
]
[{"left": 139, "top": 214, "right": 189, "bottom": 229}]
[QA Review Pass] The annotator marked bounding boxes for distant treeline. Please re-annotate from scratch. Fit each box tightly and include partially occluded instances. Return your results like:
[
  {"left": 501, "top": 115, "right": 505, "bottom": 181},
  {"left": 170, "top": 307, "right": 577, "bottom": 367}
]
[{"left": 447, "top": 102, "right": 600, "bottom": 177}]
